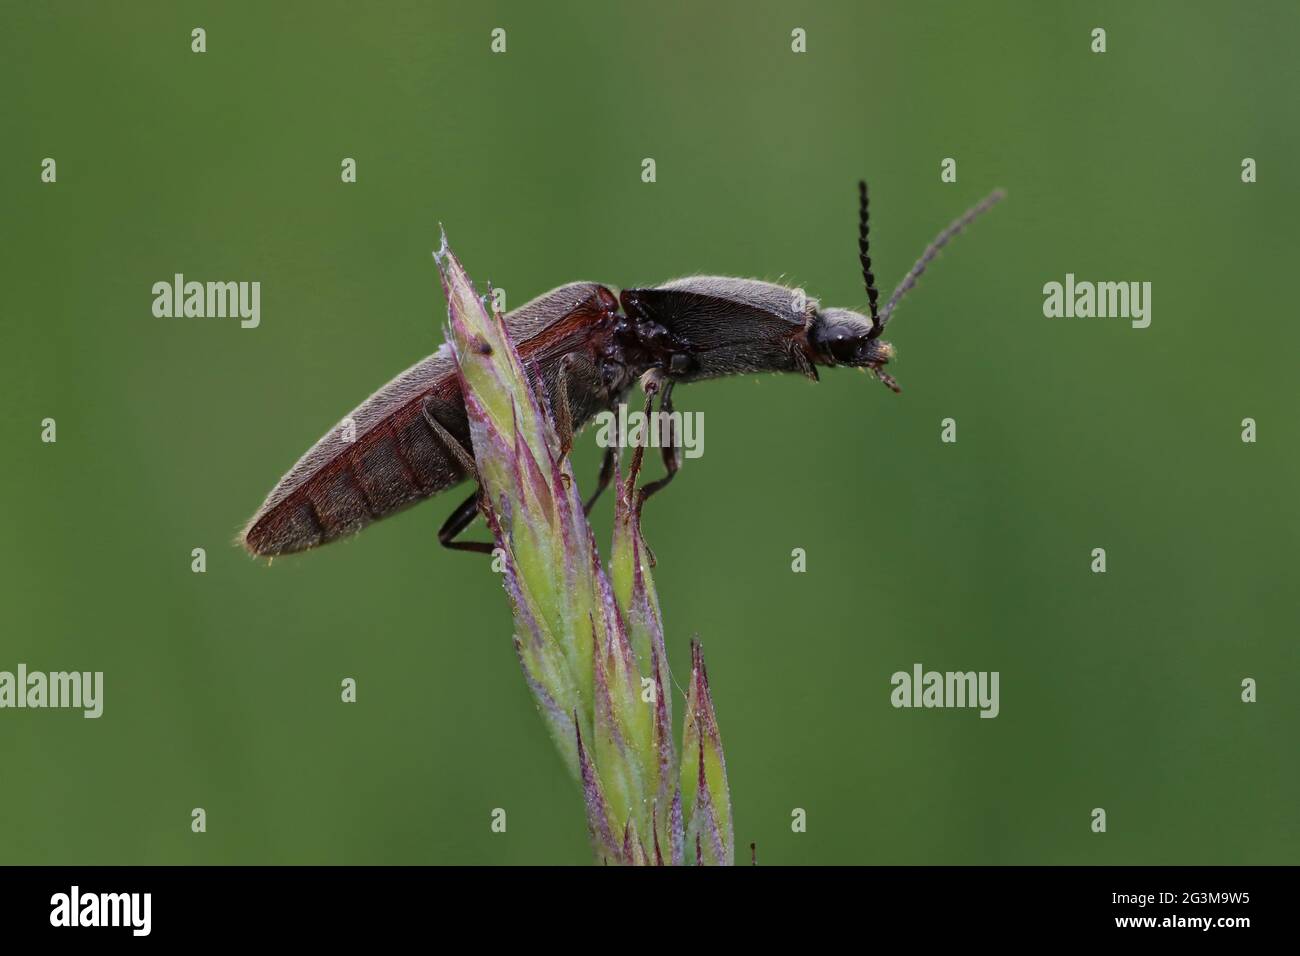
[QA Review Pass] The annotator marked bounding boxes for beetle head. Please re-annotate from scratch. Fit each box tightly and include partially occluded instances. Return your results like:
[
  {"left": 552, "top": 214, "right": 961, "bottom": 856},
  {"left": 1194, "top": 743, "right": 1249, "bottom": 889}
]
[
  {"left": 809, "top": 307, "right": 899, "bottom": 391},
  {"left": 811, "top": 181, "right": 901, "bottom": 391},
  {"left": 823, "top": 178, "right": 1003, "bottom": 395}
]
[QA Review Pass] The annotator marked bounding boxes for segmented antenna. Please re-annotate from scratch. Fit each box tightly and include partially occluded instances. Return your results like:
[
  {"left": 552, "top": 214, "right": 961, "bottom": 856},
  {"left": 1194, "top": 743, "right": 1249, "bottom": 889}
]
[
  {"left": 858, "top": 180, "right": 881, "bottom": 326},
  {"left": 869, "top": 187, "right": 1006, "bottom": 339}
]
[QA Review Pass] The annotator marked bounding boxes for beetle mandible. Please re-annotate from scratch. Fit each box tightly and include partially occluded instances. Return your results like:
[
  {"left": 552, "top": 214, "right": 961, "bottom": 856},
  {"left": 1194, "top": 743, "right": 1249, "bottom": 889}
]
[{"left": 241, "top": 181, "right": 1005, "bottom": 557}]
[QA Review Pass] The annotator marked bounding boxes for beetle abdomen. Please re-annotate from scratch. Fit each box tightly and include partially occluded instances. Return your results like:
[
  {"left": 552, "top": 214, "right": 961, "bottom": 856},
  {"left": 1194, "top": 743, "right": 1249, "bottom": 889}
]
[
  {"left": 242, "top": 281, "right": 621, "bottom": 558},
  {"left": 242, "top": 354, "right": 468, "bottom": 557}
]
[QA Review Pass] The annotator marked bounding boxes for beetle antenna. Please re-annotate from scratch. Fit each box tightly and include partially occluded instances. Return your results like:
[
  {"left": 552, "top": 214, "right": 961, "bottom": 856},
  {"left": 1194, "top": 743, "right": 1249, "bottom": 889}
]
[
  {"left": 870, "top": 188, "right": 1006, "bottom": 339},
  {"left": 857, "top": 180, "right": 881, "bottom": 327}
]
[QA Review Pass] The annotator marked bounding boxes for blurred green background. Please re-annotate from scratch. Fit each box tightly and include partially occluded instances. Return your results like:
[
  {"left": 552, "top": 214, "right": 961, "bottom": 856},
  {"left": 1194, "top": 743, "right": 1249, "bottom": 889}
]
[{"left": 3, "top": 0, "right": 1297, "bottom": 865}]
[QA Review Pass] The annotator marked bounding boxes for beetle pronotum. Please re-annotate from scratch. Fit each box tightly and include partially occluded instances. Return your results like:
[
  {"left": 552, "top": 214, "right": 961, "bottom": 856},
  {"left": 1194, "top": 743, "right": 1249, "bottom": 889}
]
[{"left": 242, "top": 181, "right": 1005, "bottom": 557}]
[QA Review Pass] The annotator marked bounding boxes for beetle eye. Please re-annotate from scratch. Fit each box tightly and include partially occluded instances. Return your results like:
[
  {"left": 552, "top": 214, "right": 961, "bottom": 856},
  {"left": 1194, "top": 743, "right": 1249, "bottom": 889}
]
[
  {"left": 830, "top": 334, "right": 864, "bottom": 364},
  {"left": 812, "top": 310, "right": 876, "bottom": 365}
]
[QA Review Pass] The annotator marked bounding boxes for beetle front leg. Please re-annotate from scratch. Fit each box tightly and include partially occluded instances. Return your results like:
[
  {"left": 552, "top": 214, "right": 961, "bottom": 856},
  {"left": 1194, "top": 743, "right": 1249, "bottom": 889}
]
[
  {"left": 621, "top": 386, "right": 658, "bottom": 564},
  {"left": 625, "top": 372, "right": 662, "bottom": 498},
  {"left": 639, "top": 379, "right": 680, "bottom": 503}
]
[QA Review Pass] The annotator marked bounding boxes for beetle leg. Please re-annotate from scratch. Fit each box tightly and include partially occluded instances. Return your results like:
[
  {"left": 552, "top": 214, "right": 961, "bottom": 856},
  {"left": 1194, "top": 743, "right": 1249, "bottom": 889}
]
[
  {"left": 422, "top": 401, "right": 496, "bottom": 554},
  {"left": 639, "top": 380, "right": 680, "bottom": 503},
  {"left": 551, "top": 355, "right": 577, "bottom": 456},
  {"left": 623, "top": 386, "right": 660, "bottom": 566},
  {"left": 422, "top": 399, "right": 478, "bottom": 480},
  {"left": 791, "top": 345, "right": 820, "bottom": 381},
  {"left": 584, "top": 446, "right": 617, "bottom": 515},
  {"left": 437, "top": 490, "right": 494, "bottom": 554},
  {"left": 548, "top": 354, "right": 622, "bottom": 515},
  {"left": 626, "top": 373, "right": 663, "bottom": 497}
]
